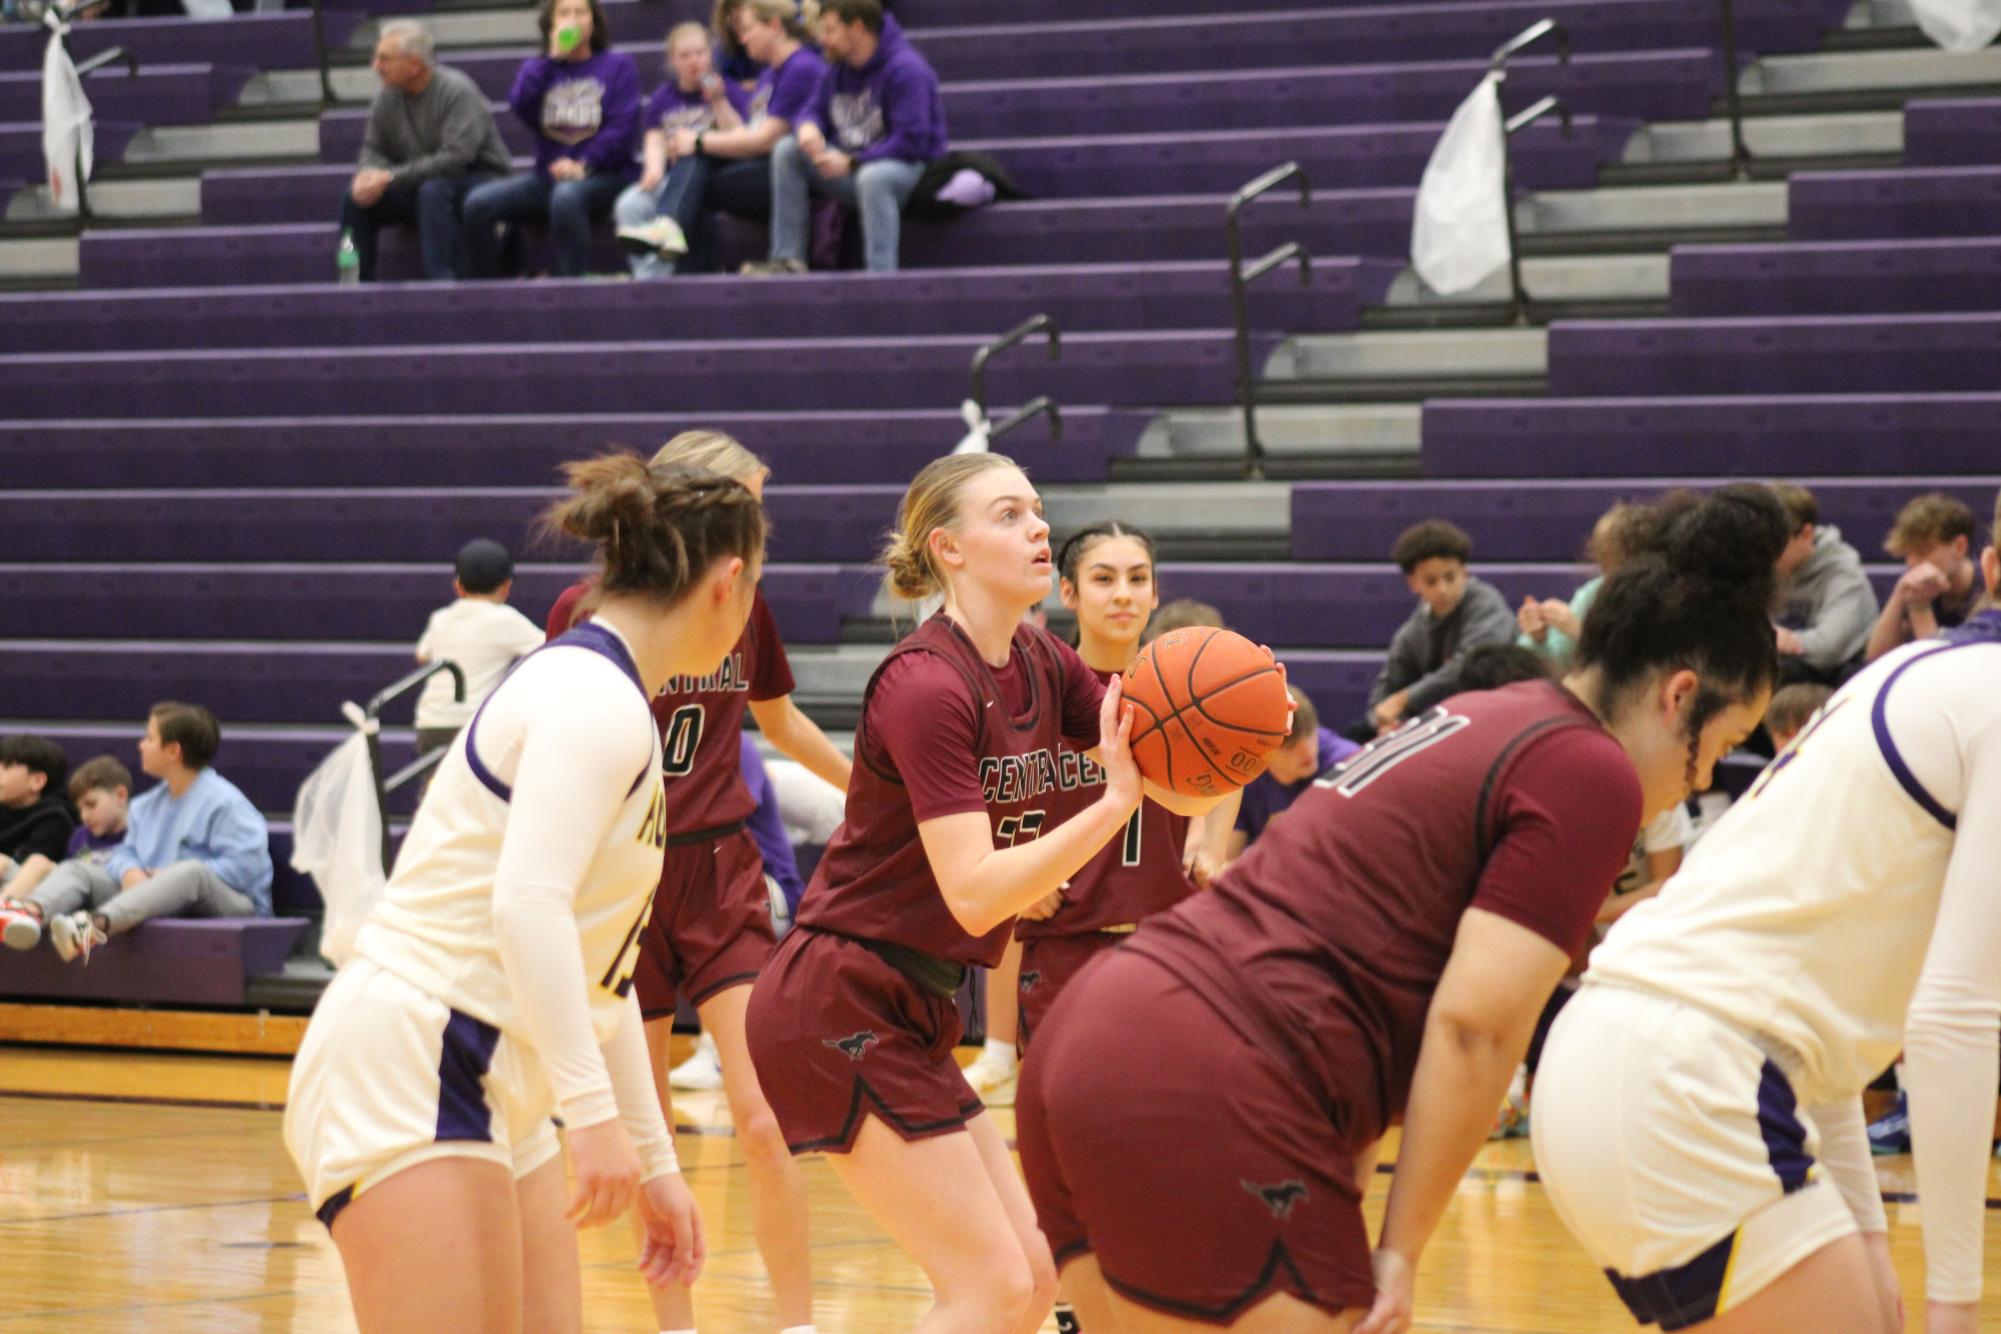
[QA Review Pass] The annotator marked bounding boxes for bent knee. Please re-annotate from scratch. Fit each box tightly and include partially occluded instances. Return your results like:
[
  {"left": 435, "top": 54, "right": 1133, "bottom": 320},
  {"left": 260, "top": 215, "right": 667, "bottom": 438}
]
[{"left": 737, "top": 1105, "right": 791, "bottom": 1165}]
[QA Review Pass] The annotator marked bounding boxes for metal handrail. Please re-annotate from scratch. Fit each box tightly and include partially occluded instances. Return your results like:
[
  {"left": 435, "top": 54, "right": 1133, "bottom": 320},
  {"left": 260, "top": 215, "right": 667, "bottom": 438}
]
[
  {"left": 1717, "top": 0, "right": 1754, "bottom": 179},
  {"left": 1499, "top": 95, "right": 1571, "bottom": 325},
  {"left": 1225, "top": 161, "right": 1311, "bottom": 478},
  {"left": 362, "top": 660, "right": 464, "bottom": 873},
  {"left": 1488, "top": 17, "right": 1570, "bottom": 73},
  {"left": 969, "top": 314, "right": 1060, "bottom": 424},
  {"left": 309, "top": 0, "right": 336, "bottom": 106},
  {"left": 989, "top": 397, "right": 1062, "bottom": 445}
]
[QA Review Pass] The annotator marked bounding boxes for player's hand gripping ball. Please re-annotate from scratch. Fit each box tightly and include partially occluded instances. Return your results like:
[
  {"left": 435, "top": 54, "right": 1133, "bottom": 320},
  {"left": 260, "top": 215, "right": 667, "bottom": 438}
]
[{"left": 1121, "top": 627, "right": 1290, "bottom": 798}]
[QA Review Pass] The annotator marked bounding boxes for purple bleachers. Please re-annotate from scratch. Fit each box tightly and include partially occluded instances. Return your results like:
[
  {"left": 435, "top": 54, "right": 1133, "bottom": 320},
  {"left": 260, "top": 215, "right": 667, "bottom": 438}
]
[
  {"left": 0, "top": 259, "right": 1395, "bottom": 352},
  {"left": 38, "top": 721, "right": 419, "bottom": 817},
  {"left": 1421, "top": 395, "right": 2001, "bottom": 477},
  {"left": 0, "top": 11, "right": 362, "bottom": 73},
  {"left": 0, "top": 408, "right": 1126, "bottom": 488},
  {"left": 1290, "top": 478, "right": 2001, "bottom": 560},
  {"left": 0, "top": 63, "right": 251, "bottom": 126},
  {"left": 0, "top": 918, "right": 309, "bottom": 1007},
  {"left": 0, "top": 121, "right": 140, "bottom": 179},
  {"left": 1671, "top": 238, "right": 2001, "bottom": 316},
  {"left": 1789, "top": 166, "right": 2001, "bottom": 241},
  {"left": 0, "top": 329, "right": 1263, "bottom": 417},
  {"left": 1901, "top": 97, "right": 2001, "bottom": 168}
]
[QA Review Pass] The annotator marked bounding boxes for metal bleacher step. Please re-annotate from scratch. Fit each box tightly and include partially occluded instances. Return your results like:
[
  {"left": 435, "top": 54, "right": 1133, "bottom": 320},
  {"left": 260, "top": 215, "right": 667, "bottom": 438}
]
[
  {"left": 1824, "top": 0, "right": 1928, "bottom": 48},
  {"left": 1516, "top": 180, "right": 1788, "bottom": 252},
  {"left": 237, "top": 66, "right": 376, "bottom": 108},
  {"left": 1263, "top": 326, "right": 1546, "bottom": 398},
  {"left": 3, "top": 178, "right": 201, "bottom": 230},
  {"left": 95, "top": 119, "right": 323, "bottom": 179},
  {"left": 0, "top": 235, "right": 81, "bottom": 290},
  {"left": 1605, "top": 109, "right": 1903, "bottom": 184},
  {"left": 1736, "top": 44, "right": 2001, "bottom": 113}
]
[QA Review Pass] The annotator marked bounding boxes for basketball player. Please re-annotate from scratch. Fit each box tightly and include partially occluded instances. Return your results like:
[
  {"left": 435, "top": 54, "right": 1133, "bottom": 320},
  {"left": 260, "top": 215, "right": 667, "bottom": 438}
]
[
  {"left": 744, "top": 454, "right": 1230, "bottom": 1333},
  {"left": 1532, "top": 495, "right": 2001, "bottom": 1334},
  {"left": 1015, "top": 484, "right": 1788, "bottom": 1333},
  {"left": 545, "top": 432, "right": 842, "bottom": 1334},
  {"left": 285, "top": 456, "right": 764, "bottom": 1332}
]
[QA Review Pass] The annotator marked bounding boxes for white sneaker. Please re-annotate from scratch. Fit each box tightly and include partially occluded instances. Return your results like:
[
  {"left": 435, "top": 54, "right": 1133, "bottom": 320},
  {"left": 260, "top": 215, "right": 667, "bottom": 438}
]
[
  {"left": 0, "top": 901, "right": 42, "bottom": 951},
  {"left": 49, "top": 910, "right": 106, "bottom": 964},
  {"left": 614, "top": 216, "right": 688, "bottom": 258},
  {"left": 669, "top": 1030, "right": 724, "bottom": 1091},
  {"left": 963, "top": 1048, "right": 1019, "bottom": 1109}
]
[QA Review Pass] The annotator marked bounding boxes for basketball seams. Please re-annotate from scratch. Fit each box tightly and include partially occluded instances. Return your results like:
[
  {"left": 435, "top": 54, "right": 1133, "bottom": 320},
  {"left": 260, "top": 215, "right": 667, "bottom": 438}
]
[
  {"left": 1124, "top": 630, "right": 1287, "bottom": 795},
  {"left": 1190, "top": 667, "right": 1290, "bottom": 739}
]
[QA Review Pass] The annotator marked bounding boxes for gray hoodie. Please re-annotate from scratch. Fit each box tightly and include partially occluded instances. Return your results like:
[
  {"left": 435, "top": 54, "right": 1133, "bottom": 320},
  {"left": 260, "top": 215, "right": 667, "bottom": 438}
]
[
  {"left": 1369, "top": 574, "right": 1518, "bottom": 713},
  {"left": 1779, "top": 525, "right": 1879, "bottom": 672}
]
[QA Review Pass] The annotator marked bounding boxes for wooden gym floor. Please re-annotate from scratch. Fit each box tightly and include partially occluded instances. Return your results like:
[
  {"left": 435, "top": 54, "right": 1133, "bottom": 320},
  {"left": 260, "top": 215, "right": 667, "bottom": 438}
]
[{"left": 4, "top": 1044, "right": 2000, "bottom": 1332}]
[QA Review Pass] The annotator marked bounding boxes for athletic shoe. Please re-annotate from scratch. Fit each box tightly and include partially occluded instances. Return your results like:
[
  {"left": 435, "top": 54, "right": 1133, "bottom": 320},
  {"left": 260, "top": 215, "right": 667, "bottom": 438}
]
[
  {"left": 1488, "top": 1064, "right": 1531, "bottom": 1140},
  {"left": 1867, "top": 1091, "right": 1911, "bottom": 1155},
  {"left": 0, "top": 901, "right": 41, "bottom": 951},
  {"left": 49, "top": 910, "right": 106, "bottom": 964},
  {"left": 668, "top": 1029, "right": 724, "bottom": 1091},
  {"left": 614, "top": 216, "right": 688, "bottom": 258},
  {"left": 739, "top": 258, "right": 807, "bottom": 277},
  {"left": 962, "top": 1048, "right": 1018, "bottom": 1109}
]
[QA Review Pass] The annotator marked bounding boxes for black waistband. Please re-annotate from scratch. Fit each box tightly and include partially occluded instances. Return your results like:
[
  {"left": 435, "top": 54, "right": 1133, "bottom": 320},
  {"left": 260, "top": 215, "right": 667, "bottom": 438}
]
[
  {"left": 845, "top": 934, "right": 967, "bottom": 1001},
  {"left": 666, "top": 819, "right": 748, "bottom": 848}
]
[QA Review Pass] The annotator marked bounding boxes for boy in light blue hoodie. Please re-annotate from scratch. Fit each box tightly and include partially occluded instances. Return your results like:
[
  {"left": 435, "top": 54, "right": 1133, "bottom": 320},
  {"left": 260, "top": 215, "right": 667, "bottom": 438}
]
[{"left": 0, "top": 702, "right": 271, "bottom": 964}]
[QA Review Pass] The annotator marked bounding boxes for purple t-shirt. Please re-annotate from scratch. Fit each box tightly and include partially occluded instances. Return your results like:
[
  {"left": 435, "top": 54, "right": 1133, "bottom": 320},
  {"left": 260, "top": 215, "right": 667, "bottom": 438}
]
[
  {"left": 1233, "top": 727, "right": 1362, "bottom": 845},
  {"left": 67, "top": 823, "right": 124, "bottom": 866},
  {"left": 642, "top": 77, "right": 753, "bottom": 137},
  {"left": 747, "top": 46, "right": 828, "bottom": 129},
  {"left": 507, "top": 49, "right": 642, "bottom": 177}
]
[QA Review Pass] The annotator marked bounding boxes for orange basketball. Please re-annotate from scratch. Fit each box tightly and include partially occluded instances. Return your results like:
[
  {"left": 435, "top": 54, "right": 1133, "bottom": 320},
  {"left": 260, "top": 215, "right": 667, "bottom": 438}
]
[{"left": 1121, "top": 627, "right": 1290, "bottom": 797}]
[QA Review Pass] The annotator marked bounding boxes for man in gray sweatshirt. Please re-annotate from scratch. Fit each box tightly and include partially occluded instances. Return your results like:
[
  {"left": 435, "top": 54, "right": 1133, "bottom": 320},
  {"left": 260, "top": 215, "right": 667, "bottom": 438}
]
[
  {"left": 1367, "top": 520, "right": 1519, "bottom": 733},
  {"left": 340, "top": 20, "right": 514, "bottom": 281},
  {"left": 1771, "top": 482, "right": 1880, "bottom": 684}
]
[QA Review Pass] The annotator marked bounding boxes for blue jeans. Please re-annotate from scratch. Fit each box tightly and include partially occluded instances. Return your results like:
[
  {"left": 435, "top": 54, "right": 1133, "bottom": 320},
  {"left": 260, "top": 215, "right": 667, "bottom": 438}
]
[
  {"left": 613, "top": 153, "right": 772, "bottom": 279},
  {"left": 339, "top": 172, "right": 497, "bottom": 282},
  {"left": 769, "top": 136, "right": 924, "bottom": 273},
  {"left": 461, "top": 170, "right": 628, "bottom": 279}
]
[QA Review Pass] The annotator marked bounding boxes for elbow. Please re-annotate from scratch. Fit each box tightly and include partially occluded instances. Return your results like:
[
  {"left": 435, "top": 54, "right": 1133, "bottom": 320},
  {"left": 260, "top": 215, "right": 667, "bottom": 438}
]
[
  {"left": 1425, "top": 1003, "right": 1516, "bottom": 1060},
  {"left": 938, "top": 881, "right": 1002, "bottom": 940}
]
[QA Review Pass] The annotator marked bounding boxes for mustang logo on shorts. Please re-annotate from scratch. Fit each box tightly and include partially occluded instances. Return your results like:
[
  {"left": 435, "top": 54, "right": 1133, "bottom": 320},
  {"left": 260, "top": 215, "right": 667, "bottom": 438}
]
[
  {"left": 1019, "top": 970, "right": 1042, "bottom": 993},
  {"left": 823, "top": 1030, "right": 880, "bottom": 1062},
  {"left": 1242, "top": 1179, "right": 1310, "bottom": 1221}
]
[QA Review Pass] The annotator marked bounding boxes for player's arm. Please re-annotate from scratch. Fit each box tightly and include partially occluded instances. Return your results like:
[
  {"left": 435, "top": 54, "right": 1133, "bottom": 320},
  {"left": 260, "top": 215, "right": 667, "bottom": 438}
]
[
  {"left": 1183, "top": 789, "right": 1241, "bottom": 888},
  {"left": 1902, "top": 732, "right": 2001, "bottom": 1324},
  {"left": 919, "top": 678, "right": 1142, "bottom": 937},
  {"left": 747, "top": 694, "right": 852, "bottom": 792}
]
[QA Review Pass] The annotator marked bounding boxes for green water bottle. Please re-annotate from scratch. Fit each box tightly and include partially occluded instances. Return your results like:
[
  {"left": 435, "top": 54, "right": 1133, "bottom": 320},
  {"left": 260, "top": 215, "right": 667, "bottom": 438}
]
[{"left": 336, "top": 229, "right": 359, "bottom": 285}]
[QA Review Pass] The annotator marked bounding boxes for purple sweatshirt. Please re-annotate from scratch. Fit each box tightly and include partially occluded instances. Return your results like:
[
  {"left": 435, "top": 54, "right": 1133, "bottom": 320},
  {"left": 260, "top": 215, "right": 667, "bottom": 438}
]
[
  {"left": 507, "top": 49, "right": 642, "bottom": 178},
  {"left": 801, "top": 20, "right": 946, "bottom": 164},
  {"left": 642, "top": 76, "right": 752, "bottom": 137},
  {"left": 738, "top": 734, "right": 805, "bottom": 913},
  {"left": 747, "top": 45, "right": 828, "bottom": 130}
]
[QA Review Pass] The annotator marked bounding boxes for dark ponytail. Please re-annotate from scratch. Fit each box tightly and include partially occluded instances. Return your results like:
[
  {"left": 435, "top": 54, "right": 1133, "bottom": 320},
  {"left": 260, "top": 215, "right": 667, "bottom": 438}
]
[
  {"left": 1577, "top": 483, "right": 1788, "bottom": 782},
  {"left": 542, "top": 452, "right": 764, "bottom": 606}
]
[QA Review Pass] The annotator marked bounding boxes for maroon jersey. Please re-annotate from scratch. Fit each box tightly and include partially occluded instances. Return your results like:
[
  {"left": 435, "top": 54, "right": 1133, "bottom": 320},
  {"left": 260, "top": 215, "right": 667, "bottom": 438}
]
[
  {"left": 1126, "top": 680, "right": 1640, "bottom": 1148},
  {"left": 547, "top": 580, "right": 796, "bottom": 834},
  {"left": 796, "top": 616, "right": 1104, "bottom": 967},
  {"left": 1018, "top": 665, "right": 1194, "bottom": 939}
]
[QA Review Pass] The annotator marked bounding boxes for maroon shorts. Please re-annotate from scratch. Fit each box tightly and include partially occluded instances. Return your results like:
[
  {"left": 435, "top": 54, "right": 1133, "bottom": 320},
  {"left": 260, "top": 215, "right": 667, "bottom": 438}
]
[
  {"left": 633, "top": 827, "right": 775, "bottom": 1019},
  {"left": 745, "top": 927, "right": 983, "bottom": 1155},
  {"left": 1016, "top": 947, "right": 1375, "bottom": 1324},
  {"left": 1016, "top": 930, "right": 1127, "bottom": 1054}
]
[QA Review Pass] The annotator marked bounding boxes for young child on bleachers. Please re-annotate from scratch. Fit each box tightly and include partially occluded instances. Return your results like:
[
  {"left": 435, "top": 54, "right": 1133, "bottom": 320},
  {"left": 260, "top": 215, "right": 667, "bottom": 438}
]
[
  {"left": 1144, "top": 597, "right": 1225, "bottom": 641},
  {"left": 0, "top": 704, "right": 272, "bottom": 963},
  {"left": 1367, "top": 519, "right": 1516, "bottom": 734},
  {"left": 1224, "top": 687, "right": 1361, "bottom": 866},
  {"left": 0, "top": 736, "right": 76, "bottom": 901},
  {"left": 412, "top": 538, "right": 545, "bottom": 756},
  {"left": 0, "top": 755, "right": 128, "bottom": 903},
  {"left": 1763, "top": 681, "right": 1835, "bottom": 755}
]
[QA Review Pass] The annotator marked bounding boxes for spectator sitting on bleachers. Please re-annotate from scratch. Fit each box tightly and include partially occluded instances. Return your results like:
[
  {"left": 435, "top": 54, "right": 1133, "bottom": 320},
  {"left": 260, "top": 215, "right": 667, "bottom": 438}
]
[
  {"left": 413, "top": 538, "right": 545, "bottom": 757},
  {"left": 614, "top": 3, "right": 826, "bottom": 278},
  {"left": 0, "top": 755, "right": 129, "bottom": 904},
  {"left": 748, "top": 0, "right": 943, "bottom": 274},
  {"left": 0, "top": 736, "right": 76, "bottom": 903},
  {"left": 1366, "top": 519, "right": 1517, "bottom": 734},
  {"left": 0, "top": 703, "right": 271, "bottom": 964},
  {"left": 1223, "top": 686, "right": 1361, "bottom": 866},
  {"left": 1453, "top": 642, "right": 1557, "bottom": 694},
  {"left": 340, "top": 19, "right": 513, "bottom": 283},
  {"left": 1864, "top": 492, "right": 1982, "bottom": 664},
  {"left": 1144, "top": 597, "right": 1225, "bottom": 641},
  {"left": 610, "top": 21, "right": 750, "bottom": 273},
  {"left": 1762, "top": 681, "right": 1834, "bottom": 755},
  {"left": 709, "top": 0, "right": 762, "bottom": 88},
  {"left": 1516, "top": 501, "right": 1649, "bottom": 667},
  {"left": 463, "top": 0, "right": 642, "bottom": 279},
  {"left": 1770, "top": 481, "right": 1879, "bottom": 685}
]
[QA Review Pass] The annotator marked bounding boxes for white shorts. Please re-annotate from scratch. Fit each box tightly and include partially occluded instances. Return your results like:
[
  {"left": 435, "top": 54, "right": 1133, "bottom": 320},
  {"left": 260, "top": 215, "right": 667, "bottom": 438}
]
[
  {"left": 284, "top": 958, "right": 562, "bottom": 1228},
  {"left": 1531, "top": 984, "right": 1860, "bottom": 1331}
]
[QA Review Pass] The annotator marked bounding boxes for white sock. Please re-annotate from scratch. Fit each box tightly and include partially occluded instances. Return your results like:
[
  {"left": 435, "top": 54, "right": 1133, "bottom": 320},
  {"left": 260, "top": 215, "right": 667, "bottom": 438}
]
[
  {"left": 981, "top": 1037, "right": 1017, "bottom": 1068},
  {"left": 780, "top": 1326, "right": 819, "bottom": 1334},
  {"left": 661, "top": 1328, "right": 698, "bottom": 1334}
]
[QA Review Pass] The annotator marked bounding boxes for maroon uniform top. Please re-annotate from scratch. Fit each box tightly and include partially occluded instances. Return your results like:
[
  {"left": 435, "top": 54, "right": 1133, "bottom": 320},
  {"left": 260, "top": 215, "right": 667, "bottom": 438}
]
[
  {"left": 1127, "top": 680, "right": 1640, "bottom": 1148},
  {"left": 796, "top": 615, "right": 1104, "bottom": 967},
  {"left": 1017, "top": 664, "right": 1194, "bottom": 939},
  {"left": 546, "top": 580, "right": 796, "bottom": 835}
]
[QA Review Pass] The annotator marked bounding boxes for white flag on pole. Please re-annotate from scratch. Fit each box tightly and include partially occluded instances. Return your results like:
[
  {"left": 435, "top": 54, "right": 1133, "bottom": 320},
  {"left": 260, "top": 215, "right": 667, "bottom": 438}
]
[
  {"left": 1908, "top": 0, "right": 2001, "bottom": 51},
  {"left": 41, "top": 15, "right": 93, "bottom": 215},
  {"left": 1410, "top": 72, "right": 1511, "bottom": 297}
]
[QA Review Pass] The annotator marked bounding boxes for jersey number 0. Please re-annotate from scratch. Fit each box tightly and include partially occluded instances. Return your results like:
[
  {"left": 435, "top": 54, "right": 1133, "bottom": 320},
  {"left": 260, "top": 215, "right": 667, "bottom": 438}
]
[{"left": 661, "top": 704, "right": 704, "bottom": 777}]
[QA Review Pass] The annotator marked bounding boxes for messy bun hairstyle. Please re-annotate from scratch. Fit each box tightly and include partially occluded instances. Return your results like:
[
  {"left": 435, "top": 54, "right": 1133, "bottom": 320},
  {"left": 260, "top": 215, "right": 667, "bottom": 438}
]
[
  {"left": 544, "top": 452, "right": 764, "bottom": 607},
  {"left": 880, "top": 452, "right": 1019, "bottom": 602},
  {"left": 1576, "top": 482, "right": 1788, "bottom": 779}
]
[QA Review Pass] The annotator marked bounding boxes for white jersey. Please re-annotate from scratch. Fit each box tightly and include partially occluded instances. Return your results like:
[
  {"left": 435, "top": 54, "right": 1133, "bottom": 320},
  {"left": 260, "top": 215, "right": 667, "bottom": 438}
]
[
  {"left": 1588, "top": 617, "right": 2001, "bottom": 1106},
  {"left": 356, "top": 621, "right": 669, "bottom": 1049}
]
